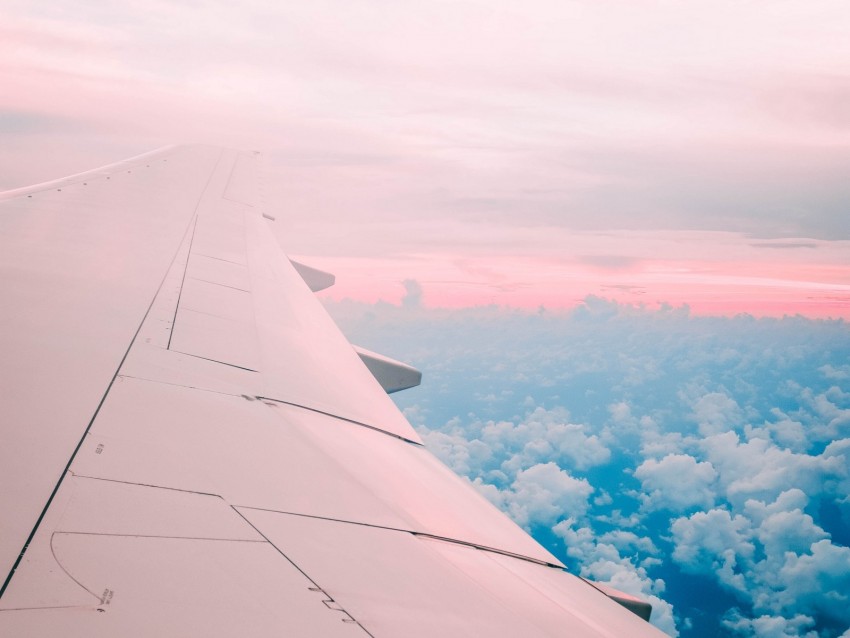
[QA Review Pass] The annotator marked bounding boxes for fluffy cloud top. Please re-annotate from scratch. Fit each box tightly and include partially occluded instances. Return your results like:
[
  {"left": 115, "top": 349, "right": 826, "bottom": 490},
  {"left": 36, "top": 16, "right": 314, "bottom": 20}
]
[
  {"left": 500, "top": 462, "right": 594, "bottom": 528},
  {"left": 327, "top": 298, "right": 850, "bottom": 637},
  {"left": 634, "top": 454, "right": 718, "bottom": 511}
]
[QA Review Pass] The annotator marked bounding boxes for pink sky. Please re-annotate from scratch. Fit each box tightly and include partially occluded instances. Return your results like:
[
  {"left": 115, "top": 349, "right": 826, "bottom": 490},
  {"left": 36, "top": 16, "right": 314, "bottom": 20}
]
[
  {"left": 1, "top": 0, "right": 849, "bottom": 318},
  {"left": 297, "top": 231, "right": 850, "bottom": 318}
]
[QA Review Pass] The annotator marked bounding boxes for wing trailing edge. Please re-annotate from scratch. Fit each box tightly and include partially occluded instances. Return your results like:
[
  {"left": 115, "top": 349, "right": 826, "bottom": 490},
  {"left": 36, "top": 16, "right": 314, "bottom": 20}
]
[{"left": 587, "top": 580, "right": 653, "bottom": 621}]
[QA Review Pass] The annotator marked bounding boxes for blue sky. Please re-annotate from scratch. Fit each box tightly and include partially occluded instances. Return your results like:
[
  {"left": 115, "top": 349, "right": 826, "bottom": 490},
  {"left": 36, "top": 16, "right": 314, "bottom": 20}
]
[{"left": 325, "top": 295, "right": 850, "bottom": 637}]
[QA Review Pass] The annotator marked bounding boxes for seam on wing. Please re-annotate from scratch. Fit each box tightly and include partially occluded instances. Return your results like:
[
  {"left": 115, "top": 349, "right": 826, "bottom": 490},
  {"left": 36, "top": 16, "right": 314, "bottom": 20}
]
[
  {"left": 256, "top": 395, "right": 424, "bottom": 446},
  {"left": 116, "top": 374, "right": 251, "bottom": 397},
  {"left": 0, "top": 605, "right": 94, "bottom": 612},
  {"left": 193, "top": 251, "right": 244, "bottom": 265},
  {"left": 69, "top": 473, "right": 223, "bottom": 499},
  {"left": 49, "top": 533, "right": 101, "bottom": 603},
  {"left": 230, "top": 507, "right": 376, "bottom": 638},
  {"left": 221, "top": 151, "right": 258, "bottom": 207},
  {"left": 166, "top": 350, "right": 259, "bottom": 372},
  {"left": 112, "top": 373, "right": 417, "bottom": 446},
  {"left": 166, "top": 215, "right": 200, "bottom": 351},
  {"left": 233, "top": 506, "right": 562, "bottom": 569},
  {"left": 54, "top": 532, "right": 266, "bottom": 543},
  {"left": 186, "top": 276, "right": 251, "bottom": 293}
]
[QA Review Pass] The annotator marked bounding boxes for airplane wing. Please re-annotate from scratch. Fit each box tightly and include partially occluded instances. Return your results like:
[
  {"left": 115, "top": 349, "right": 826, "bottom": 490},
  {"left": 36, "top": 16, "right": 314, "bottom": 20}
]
[{"left": 0, "top": 145, "right": 666, "bottom": 637}]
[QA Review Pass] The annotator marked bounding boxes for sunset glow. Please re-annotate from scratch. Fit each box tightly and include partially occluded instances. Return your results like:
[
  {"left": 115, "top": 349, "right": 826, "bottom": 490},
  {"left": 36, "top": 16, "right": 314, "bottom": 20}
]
[{"left": 301, "top": 229, "right": 850, "bottom": 318}]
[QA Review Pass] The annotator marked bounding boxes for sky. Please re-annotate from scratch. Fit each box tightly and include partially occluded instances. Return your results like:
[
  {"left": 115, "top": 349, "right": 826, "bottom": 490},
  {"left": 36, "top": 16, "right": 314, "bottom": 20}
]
[
  {"left": 1, "top": 0, "right": 849, "bottom": 318},
  {"left": 2, "top": 1, "right": 850, "bottom": 636}
]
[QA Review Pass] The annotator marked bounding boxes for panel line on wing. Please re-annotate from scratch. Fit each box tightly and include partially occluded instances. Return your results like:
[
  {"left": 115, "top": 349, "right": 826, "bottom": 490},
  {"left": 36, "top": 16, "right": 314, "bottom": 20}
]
[
  {"left": 170, "top": 306, "right": 243, "bottom": 321},
  {"left": 105, "top": 365, "right": 415, "bottom": 443},
  {"left": 169, "top": 204, "right": 262, "bottom": 370},
  {"left": 115, "top": 374, "right": 248, "bottom": 397},
  {"left": 166, "top": 351, "right": 259, "bottom": 372},
  {"left": 222, "top": 151, "right": 259, "bottom": 207},
  {"left": 48, "top": 534, "right": 100, "bottom": 602},
  {"left": 53, "top": 532, "right": 266, "bottom": 543},
  {"left": 229, "top": 506, "right": 376, "bottom": 638},
  {"left": 108, "top": 374, "right": 412, "bottom": 445},
  {"left": 186, "top": 277, "right": 251, "bottom": 293},
  {"left": 68, "top": 473, "right": 223, "bottom": 499},
  {"left": 166, "top": 215, "right": 200, "bottom": 351},
  {"left": 257, "top": 395, "right": 424, "bottom": 446},
  {"left": 192, "top": 252, "right": 245, "bottom": 265},
  {"left": 234, "top": 506, "right": 562, "bottom": 568},
  {"left": 0, "top": 605, "right": 91, "bottom": 613},
  {"left": 63, "top": 474, "right": 552, "bottom": 565}
]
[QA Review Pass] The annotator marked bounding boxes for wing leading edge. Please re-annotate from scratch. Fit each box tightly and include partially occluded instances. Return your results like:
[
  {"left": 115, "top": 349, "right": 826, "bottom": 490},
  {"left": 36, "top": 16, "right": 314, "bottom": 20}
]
[{"left": 0, "top": 146, "right": 666, "bottom": 637}]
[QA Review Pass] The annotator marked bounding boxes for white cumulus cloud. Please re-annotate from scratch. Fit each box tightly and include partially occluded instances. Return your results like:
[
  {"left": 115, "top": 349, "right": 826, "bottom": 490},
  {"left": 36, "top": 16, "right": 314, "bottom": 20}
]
[
  {"left": 502, "top": 462, "right": 594, "bottom": 529},
  {"left": 634, "top": 454, "right": 718, "bottom": 511}
]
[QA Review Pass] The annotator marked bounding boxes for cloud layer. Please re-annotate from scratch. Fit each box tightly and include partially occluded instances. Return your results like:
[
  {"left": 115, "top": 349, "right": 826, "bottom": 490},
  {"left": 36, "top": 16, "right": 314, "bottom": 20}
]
[{"left": 326, "top": 296, "right": 850, "bottom": 637}]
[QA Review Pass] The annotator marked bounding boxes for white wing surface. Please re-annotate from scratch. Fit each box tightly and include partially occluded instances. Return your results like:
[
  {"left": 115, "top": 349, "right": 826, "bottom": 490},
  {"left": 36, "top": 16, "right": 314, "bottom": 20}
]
[{"left": 0, "top": 146, "right": 666, "bottom": 636}]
